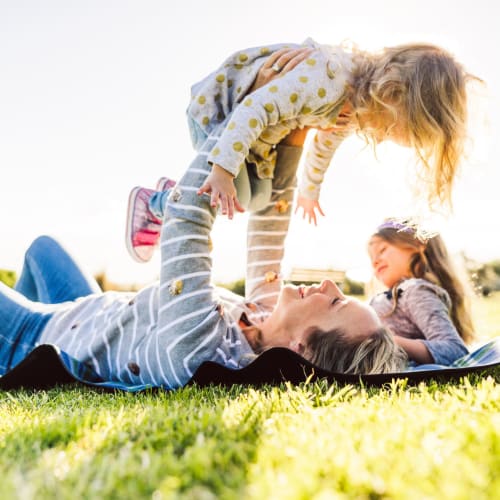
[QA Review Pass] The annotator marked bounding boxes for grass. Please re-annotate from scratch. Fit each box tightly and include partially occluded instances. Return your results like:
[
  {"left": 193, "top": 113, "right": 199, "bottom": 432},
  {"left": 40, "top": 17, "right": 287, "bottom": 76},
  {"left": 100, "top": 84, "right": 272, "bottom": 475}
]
[{"left": 1, "top": 295, "right": 499, "bottom": 499}]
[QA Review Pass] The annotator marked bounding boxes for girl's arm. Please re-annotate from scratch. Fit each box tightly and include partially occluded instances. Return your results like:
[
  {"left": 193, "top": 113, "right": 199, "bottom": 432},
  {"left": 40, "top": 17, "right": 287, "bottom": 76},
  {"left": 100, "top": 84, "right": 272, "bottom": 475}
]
[
  {"left": 393, "top": 336, "right": 433, "bottom": 364},
  {"left": 401, "top": 281, "right": 469, "bottom": 365}
]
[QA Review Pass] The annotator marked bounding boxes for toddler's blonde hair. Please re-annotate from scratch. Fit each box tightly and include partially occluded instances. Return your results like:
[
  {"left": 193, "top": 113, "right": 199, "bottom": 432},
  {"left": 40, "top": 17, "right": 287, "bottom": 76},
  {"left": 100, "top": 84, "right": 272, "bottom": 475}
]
[{"left": 350, "top": 43, "right": 479, "bottom": 208}]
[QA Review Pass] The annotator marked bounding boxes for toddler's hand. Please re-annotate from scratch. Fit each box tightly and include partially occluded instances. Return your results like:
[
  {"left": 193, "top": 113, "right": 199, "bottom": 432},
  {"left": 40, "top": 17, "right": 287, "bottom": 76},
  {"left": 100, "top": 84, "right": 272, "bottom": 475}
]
[
  {"left": 295, "top": 195, "right": 325, "bottom": 226},
  {"left": 197, "top": 164, "right": 245, "bottom": 219}
]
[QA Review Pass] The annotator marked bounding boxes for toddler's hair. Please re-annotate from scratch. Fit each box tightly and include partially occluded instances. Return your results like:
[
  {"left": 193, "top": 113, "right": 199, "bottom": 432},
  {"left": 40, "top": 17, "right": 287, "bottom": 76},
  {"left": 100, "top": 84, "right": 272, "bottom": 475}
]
[
  {"left": 351, "top": 43, "right": 479, "bottom": 208},
  {"left": 372, "top": 218, "right": 475, "bottom": 344}
]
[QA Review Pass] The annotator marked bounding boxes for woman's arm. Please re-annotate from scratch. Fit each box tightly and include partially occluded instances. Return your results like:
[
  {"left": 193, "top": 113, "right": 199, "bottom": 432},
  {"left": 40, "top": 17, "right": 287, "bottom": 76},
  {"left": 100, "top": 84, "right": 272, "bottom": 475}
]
[
  {"left": 245, "top": 128, "right": 307, "bottom": 309},
  {"left": 153, "top": 162, "right": 227, "bottom": 388}
]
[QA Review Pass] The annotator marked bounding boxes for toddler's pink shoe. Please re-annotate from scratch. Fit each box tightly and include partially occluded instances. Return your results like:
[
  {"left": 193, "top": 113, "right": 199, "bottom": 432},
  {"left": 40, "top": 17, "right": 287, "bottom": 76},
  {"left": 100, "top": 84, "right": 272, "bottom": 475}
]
[
  {"left": 125, "top": 187, "right": 161, "bottom": 263},
  {"left": 156, "top": 176, "right": 176, "bottom": 191},
  {"left": 125, "top": 178, "right": 177, "bottom": 263}
]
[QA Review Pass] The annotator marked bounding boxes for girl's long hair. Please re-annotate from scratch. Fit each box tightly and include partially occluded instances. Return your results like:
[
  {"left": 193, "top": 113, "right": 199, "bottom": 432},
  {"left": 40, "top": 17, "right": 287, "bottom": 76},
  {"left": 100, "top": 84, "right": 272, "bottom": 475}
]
[{"left": 373, "top": 222, "right": 475, "bottom": 344}]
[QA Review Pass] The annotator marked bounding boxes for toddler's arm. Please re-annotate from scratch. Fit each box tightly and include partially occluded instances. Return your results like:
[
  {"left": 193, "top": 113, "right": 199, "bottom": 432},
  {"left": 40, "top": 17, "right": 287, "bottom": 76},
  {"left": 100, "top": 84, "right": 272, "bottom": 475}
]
[
  {"left": 296, "top": 101, "right": 355, "bottom": 224},
  {"left": 295, "top": 195, "right": 325, "bottom": 226}
]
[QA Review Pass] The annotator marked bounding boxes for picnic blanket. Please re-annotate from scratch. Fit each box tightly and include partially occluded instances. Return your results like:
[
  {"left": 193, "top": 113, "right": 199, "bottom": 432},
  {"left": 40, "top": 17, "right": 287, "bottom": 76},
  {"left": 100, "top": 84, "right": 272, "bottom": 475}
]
[{"left": 0, "top": 338, "right": 499, "bottom": 391}]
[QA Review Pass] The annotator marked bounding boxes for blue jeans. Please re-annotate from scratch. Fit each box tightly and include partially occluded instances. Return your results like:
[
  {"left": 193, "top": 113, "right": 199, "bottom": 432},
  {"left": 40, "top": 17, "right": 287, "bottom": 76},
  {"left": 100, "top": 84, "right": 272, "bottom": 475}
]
[{"left": 0, "top": 236, "right": 100, "bottom": 374}]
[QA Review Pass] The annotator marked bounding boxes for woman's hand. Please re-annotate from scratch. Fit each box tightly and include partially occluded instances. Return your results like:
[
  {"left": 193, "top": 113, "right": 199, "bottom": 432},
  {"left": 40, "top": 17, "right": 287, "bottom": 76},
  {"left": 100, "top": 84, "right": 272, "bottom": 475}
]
[
  {"left": 248, "top": 47, "right": 313, "bottom": 94},
  {"left": 295, "top": 195, "right": 325, "bottom": 226},
  {"left": 197, "top": 164, "right": 245, "bottom": 219}
]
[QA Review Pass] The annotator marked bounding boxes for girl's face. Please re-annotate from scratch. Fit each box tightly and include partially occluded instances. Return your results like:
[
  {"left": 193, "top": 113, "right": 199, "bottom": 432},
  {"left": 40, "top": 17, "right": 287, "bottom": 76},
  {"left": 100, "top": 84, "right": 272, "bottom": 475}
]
[
  {"left": 369, "top": 107, "right": 410, "bottom": 147},
  {"left": 368, "top": 236, "right": 417, "bottom": 288}
]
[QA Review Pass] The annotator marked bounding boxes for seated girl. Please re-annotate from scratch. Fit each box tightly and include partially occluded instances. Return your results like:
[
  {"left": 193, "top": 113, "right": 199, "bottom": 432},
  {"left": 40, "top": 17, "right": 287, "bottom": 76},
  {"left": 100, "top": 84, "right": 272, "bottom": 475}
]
[{"left": 368, "top": 219, "right": 473, "bottom": 366}]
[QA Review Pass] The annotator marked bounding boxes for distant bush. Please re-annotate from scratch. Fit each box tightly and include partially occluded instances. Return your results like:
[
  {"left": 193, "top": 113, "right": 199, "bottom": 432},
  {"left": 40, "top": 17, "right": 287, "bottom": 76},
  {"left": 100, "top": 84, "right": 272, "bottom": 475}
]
[
  {"left": 343, "top": 277, "right": 365, "bottom": 295},
  {"left": 0, "top": 269, "right": 16, "bottom": 288},
  {"left": 218, "top": 278, "right": 245, "bottom": 296},
  {"left": 463, "top": 255, "right": 500, "bottom": 295}
]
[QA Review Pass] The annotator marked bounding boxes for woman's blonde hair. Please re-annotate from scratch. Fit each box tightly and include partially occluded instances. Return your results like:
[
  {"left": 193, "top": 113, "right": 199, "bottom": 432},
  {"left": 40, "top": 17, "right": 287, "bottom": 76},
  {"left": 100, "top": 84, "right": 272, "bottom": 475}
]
[
  {"left": 306, "top": 326, "right": 408, "bottom": 374},
  {"left": 373, "top": 219, "right": 475, "bottom": 344},
  {"left": 350, "top": 43, "right": 479, "bottom": 208},
  {"left": 242, "top": 324, "right": 407, "bottom": 374}
]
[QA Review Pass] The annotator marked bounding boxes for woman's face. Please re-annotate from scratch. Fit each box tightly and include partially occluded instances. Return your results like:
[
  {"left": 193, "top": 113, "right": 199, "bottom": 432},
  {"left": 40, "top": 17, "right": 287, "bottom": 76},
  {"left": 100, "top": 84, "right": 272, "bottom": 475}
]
[
  {"left": 368, "top": 236, "right": 416, "bottom": 288},
  {"left": 275, "top": 279, "right": 381, "bottom": 342}
]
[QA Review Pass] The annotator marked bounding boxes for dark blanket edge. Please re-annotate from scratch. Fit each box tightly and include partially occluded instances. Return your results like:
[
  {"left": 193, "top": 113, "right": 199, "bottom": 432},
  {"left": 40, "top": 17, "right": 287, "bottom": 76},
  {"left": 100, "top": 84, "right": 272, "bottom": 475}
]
[{"left": 0, "top": 345, "right": 498, "bottom": 391}]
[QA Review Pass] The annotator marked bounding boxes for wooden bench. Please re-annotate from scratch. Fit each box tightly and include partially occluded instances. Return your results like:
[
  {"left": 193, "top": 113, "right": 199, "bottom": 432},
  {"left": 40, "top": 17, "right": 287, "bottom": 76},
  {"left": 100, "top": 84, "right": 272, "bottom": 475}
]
[{"left": 288, "top": 267, "right": 346, "bottom": 286}]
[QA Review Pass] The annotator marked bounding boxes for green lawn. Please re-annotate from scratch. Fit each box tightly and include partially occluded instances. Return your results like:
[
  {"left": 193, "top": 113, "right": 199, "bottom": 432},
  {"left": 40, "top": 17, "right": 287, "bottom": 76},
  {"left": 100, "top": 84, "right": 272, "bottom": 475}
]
[{"left": 1, "top": 294, "right": 499, "bottom": 499}]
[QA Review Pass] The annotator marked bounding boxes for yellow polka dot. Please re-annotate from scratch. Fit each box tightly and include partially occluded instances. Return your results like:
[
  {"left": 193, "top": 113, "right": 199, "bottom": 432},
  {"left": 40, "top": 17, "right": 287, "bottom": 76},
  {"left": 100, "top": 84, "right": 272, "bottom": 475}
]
[
  {"left": 244, "top": 98, "right": 252, "bottom": 107},
  {"left": 260, "top": 47, "right": 270, "bottom": 55},
  {"left": 262, "top": 167, "right": 271, "bottom": 176},
  {"left": 228, "top": 79, "right": 233, "bottom": 88},
  {"left": 307, "top": 184, "right": 316, "bottom": 191},
  {"left": 264, "top": 271, "right": 278, "bottom": 283},
  {"left": 306, "top": 58, "right": 316, "bottom": 66},
  {"left": 233, "top": 142, "right": 243, "bottom": 152},
  {"left": 212, "top": 147, "right": 220, "bottom": 156},
  {"left": 313, "top": 167, "right": 321, "bottom": 174},
  {"left": 202, "top": 116, "right": 209, "bottom": 125},
  {"left": 228, "top": 122, "right": 236, "bottom": 130},
  {"left": 275, "top": 199, "right": 289, "bottom": 213},
  {"left": 316, "top": 153, "right": 325, "bottom": 159},
  {"left": 238, "top": 53, "right": 248, "bottom": 62},
  {"left": 169, "top": 280, "right": 183, "bottom": 296},
  {"left": 299, "top": 76, "right": 309, "bottom": 83},
  {"left": 327, "top": 66, "right": 336, "bottom": 79},
  {"left": 269, "top": 85, "right": 278, "bottom": 93},
  {"left": 208, "top": 236, "right": 213, "bottom": 252},
  {"left": 324, "top": 139, "right": 333, "bottom": 147},
  {"left": 261, "top": 130, "right": 271, "bottom": 140},
  {"left": 264, "top": 103, "right": 275, "bottom": 113},
  {"left": 236, "top": 86, "right": 242, "bottom": 93},
  {"left": 248, "top": 118, "right": 258, "bottom": 128},
  {"left": 301, "top": 106, "right": 312, "bottom": 114},
  {"left": 318, "top": 88, "right": 326, "bottom": 98},
  {"left": 198, "top": 95, "right": 206, "bottom": 105},
  {"left": 289, "top": 93, "right": 298, "bottom": 104},
  {"left": 215, "top": 74, "right": 225, "bottom": 83},
  {"left": 234, "top": 64, "right": 244, "bottom": 70}
]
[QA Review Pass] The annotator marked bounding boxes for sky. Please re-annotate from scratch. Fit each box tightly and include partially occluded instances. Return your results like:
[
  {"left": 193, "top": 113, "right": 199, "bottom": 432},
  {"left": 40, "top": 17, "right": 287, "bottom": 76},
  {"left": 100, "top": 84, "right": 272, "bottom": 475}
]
[{"left": 1, "top": 0, "right": 499, "bottom": 286}]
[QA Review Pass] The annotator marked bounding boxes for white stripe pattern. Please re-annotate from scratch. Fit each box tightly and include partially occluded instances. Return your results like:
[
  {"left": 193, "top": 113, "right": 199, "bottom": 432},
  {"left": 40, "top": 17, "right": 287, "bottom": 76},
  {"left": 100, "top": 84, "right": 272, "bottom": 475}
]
[{"left": 36, "top": 123, "right": 303, "bottom": 390}]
